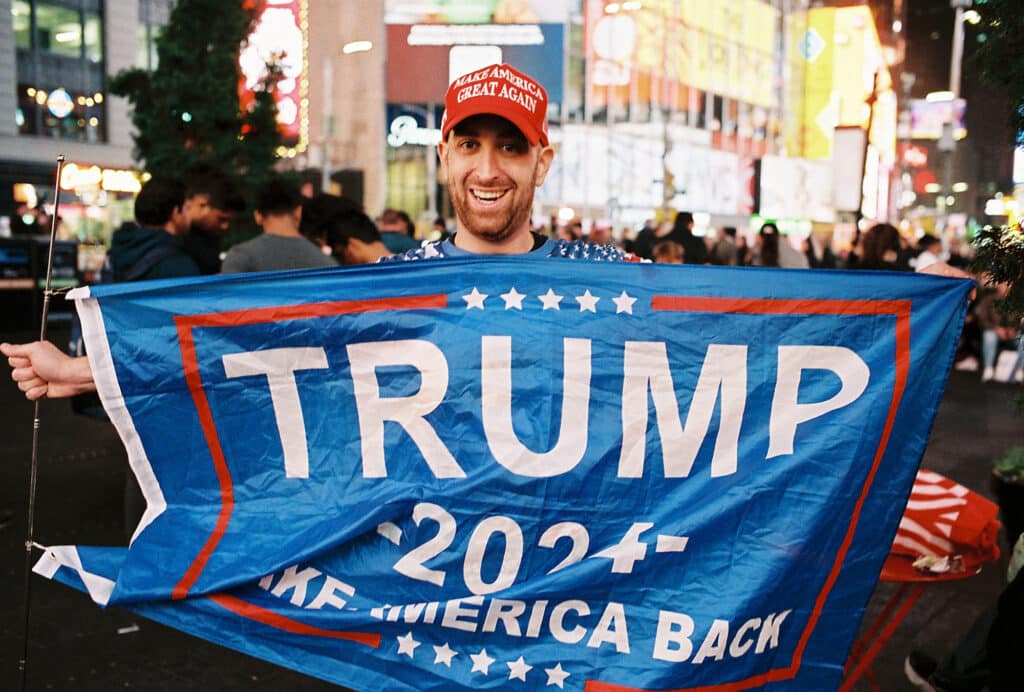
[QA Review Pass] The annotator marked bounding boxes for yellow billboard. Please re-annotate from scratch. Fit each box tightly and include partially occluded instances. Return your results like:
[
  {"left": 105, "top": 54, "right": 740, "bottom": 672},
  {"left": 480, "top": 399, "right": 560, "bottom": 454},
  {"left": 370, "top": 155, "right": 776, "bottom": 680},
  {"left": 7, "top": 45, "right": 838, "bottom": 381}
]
[{"left": 786, "top": 6, "right": 895, "bottom": 162}]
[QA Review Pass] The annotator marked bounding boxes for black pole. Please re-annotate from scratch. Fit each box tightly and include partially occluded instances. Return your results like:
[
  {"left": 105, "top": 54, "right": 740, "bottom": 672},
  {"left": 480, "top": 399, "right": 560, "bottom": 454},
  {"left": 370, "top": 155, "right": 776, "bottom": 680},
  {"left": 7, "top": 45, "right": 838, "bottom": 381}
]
[{"left": 19, "top": 154, "right": 66, "bottom": 692}]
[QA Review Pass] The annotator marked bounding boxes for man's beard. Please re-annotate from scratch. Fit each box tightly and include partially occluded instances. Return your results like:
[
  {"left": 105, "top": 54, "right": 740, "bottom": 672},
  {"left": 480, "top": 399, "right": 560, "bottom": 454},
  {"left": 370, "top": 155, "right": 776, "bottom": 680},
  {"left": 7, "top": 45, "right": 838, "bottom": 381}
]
[{"left": 451, "top": 172, "right": 537, "bottom": 243}]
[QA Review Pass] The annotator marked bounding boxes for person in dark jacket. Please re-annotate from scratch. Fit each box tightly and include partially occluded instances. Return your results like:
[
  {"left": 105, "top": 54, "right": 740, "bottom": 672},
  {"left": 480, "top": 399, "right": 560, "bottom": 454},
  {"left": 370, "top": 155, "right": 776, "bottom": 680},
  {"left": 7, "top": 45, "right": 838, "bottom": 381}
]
[
  {"left": 107, "top": 177, "right": 200, "bottom": 281},
  {"left": 668, "top": 211, "right": 707, "bottom": 265},
  {"left": 177, "top": 164, "right": 247, "bottom": 274}
]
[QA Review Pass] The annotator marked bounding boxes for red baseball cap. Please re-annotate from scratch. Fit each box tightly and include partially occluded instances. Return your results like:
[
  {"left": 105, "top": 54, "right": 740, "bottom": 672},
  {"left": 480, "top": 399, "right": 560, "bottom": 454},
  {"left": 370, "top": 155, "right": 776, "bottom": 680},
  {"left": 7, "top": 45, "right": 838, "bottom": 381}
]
[{"left": 440, "top": 63, "right": 549, "bottom": 147}]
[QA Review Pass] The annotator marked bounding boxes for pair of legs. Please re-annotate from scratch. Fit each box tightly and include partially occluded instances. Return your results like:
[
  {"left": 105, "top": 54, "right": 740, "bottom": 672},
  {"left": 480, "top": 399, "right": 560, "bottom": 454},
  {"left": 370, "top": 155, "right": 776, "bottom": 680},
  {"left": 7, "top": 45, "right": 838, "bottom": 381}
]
[{"left": 981, "top": 330, "right": 1022, "bottom": 381}]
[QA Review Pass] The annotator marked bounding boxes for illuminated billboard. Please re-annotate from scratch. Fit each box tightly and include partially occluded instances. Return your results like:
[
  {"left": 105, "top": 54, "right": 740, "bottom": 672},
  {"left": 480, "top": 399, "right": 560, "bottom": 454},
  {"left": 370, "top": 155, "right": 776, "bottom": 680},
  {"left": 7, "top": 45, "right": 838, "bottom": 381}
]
[
  {"left": 909, "top": 99, "right": 967, "bottom": 141},
  {"left": 386, "top": 23, "right": 564, "bottom": 105},
  {"left": 786, "top": 6, "right": 895, "bottom": 163},
  {"left": 584, "top": 0, "right": 778, "bottom": 110},
  {"left": 239, "top": 0, "right": 307, "bottom": 151},
  {"left": 385, "top": 1, "right": 570, "bottom": 24}
]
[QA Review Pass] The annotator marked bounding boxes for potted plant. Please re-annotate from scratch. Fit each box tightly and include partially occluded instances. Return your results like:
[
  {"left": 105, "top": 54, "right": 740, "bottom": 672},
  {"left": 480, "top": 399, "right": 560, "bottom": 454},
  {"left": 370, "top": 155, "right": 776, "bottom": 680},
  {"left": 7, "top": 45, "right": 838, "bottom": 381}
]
[{"left": 991, "top": 445, "right": 1024, "bottom": 548}]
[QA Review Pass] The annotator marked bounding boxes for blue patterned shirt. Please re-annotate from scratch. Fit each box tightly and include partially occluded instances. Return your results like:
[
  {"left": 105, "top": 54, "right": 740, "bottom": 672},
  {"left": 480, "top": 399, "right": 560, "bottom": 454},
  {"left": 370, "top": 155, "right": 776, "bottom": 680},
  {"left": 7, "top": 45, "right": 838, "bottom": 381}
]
[{"left": 379, "top": 236, "right": 640, "bottom": 263}]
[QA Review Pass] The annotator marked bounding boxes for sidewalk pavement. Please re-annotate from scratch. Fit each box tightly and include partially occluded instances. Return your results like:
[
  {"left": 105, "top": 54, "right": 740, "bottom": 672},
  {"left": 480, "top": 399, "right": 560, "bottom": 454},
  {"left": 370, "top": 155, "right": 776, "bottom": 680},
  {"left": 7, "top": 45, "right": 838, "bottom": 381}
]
[{"left": 1, "top": 324, "right": 1019, "bottom": 691}]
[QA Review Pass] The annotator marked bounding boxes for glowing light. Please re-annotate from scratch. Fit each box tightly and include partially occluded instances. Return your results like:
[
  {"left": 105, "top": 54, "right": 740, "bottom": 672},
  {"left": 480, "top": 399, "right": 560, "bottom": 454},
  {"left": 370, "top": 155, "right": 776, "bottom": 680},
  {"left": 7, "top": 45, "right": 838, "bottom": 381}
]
[
  {"left": 55, "top": 30, "right": 80, "bottom": 43},
  {"left": 557, "top": 207, "right": 576, "bottom": 222},
  {"left": 964, "top": 9, "right": 981, "bottom": 25},
  {"left": 94, "top": 93, "right": 103, "bottom": 103},
  {"left": 88, "top": 116, "right": 98, "bottom": 127},
  {"left": 952, "top": 182, "right": 968, "bottom": 193},
  {"left": 604, "top": 3, "right": 620, "bottom": 13},
  {"left": 181, "top": 112, "right": 192, "bottom": 122},
  {"left": 26, "top": 87, "right": 36, "bottom": 97},
  {"left": 85, "top": 97, "right": 94, "bottom": 107},
  {"left": 46, "top": 88, "right": 74, "bottom": 118},
  {"left": 342, "top": 40, "right": 372, "bottom": 54},
  {"left": 924, "top": 183, "right": 941, "bottom": 193},
  {"left": 926, "top": 91, "right": 954, "bottom": 102}
]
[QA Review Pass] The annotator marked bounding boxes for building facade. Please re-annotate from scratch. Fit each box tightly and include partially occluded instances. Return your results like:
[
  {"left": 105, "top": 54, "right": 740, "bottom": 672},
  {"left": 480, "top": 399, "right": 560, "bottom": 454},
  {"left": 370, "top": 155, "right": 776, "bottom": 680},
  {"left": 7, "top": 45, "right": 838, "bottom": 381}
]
[{"left": 0, "top": 0, "right": 155, "bottom": 245}]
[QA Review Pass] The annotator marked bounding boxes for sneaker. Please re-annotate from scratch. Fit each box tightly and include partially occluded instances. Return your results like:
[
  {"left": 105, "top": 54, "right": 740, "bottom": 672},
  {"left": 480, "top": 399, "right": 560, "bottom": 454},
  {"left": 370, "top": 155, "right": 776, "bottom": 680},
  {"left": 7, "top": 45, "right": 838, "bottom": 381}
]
[
  {"left": 982, "top": 366, "right": 995, "bottom": 382},
  {"left": 904, "top": 651, "right": 939, "bottom": 691}
]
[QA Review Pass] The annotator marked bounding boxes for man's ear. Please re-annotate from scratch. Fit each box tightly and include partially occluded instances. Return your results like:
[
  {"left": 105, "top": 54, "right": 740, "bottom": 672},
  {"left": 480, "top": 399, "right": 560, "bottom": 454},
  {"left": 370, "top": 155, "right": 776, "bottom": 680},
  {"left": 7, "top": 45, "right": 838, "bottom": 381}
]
[
  {"left": 534, "top": 145, "right": 555, "bottom": 187},
  {"left": 253, "top": 210, "right": 264, "bottom": 226},
  {"left": 436, "top": 141, "right": 448, "bottom": 183}
]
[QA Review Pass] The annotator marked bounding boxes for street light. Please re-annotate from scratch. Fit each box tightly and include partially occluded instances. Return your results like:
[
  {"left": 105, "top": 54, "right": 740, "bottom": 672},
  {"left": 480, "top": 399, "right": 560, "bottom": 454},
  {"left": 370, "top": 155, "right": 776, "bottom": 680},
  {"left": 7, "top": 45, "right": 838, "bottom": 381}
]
[{"left": 936, "top": 0, "right": 971, "bottom": 248}]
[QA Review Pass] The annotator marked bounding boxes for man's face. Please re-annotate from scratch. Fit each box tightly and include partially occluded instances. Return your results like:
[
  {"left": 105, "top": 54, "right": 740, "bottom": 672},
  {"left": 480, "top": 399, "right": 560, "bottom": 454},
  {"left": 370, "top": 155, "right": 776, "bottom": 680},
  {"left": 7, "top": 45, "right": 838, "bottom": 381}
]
[
  {"left": 185, "top": 193, "right": 233, "bottom": 235},
  {"left": 438, "top": 114, "right": 553, "bottom": 247}
]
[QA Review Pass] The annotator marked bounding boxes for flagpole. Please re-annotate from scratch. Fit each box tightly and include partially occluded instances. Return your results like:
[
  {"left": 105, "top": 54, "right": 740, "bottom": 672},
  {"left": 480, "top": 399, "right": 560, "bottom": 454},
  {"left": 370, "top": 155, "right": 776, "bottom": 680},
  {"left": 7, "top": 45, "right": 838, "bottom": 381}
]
[{"left": 20, "top": 154, "right": 66, "bottom": 692}]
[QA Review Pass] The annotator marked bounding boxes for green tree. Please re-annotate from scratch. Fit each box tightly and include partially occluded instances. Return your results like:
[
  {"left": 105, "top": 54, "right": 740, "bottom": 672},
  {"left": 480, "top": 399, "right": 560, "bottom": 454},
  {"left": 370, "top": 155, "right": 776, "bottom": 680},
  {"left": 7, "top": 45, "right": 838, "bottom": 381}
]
[
  {"left": 970, "top": 0, "right": 1024, "bottom": 314},
  {"left": 109, "top": 0, "right": 282, "bottom": 184},
  {"left": 970, "top": 0, "right": 1024, "bottom": 146}
]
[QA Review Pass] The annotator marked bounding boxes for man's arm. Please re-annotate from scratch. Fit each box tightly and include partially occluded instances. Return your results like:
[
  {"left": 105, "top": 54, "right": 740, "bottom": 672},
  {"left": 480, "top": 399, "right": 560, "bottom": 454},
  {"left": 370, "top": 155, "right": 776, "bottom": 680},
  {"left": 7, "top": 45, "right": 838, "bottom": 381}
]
[{"left": 1, "top": 341, "right": 97, "bottom": 400}]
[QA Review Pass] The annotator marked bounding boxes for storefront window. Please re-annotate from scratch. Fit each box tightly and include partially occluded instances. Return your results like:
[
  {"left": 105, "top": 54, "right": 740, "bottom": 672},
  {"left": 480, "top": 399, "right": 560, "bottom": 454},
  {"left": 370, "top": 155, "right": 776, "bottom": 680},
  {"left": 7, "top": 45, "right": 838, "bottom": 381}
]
[
  {"left": 18, "top": 83, "right": 108, "bottom": 143},
  {"left": 13, "top": 1, "right": 31, "bottom": 48},
  {"left": 35, "top": 3, "right": 83, "bottom": 58}
]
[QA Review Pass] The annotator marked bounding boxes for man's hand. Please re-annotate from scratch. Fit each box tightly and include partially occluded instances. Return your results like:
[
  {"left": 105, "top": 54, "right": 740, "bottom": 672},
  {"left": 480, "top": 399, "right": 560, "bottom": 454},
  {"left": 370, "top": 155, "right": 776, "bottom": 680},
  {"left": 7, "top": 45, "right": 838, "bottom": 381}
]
[
  {"left": 917, "top": 261, "right": 972, "bottom": 280},
  {"left": 918, "top": 261, "right": 976, "bottom": 299},
  {"left": 1, "top": 341, "right": 96, "bottom": 400}
]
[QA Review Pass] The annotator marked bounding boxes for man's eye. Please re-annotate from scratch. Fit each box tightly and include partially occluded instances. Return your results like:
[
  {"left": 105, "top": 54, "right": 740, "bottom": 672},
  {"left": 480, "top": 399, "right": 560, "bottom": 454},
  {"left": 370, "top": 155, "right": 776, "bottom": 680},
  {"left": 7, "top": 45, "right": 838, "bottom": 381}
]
[{"left": 501, "top": 142, "right": 527, "bottom": 153}]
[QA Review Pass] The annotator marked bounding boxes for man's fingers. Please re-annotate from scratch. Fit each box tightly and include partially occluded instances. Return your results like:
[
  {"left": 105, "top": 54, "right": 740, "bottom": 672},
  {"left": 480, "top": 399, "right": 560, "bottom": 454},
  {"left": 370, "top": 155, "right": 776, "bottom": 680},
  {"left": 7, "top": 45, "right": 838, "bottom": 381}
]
[
  {"left": 10, "top": 367, "right": 39, "bottom": 383},
  {"left": 25, "top": 384, "right": 47, "bottom": 401},
  {"left": 0, "top": 342, "right": 30, "bottom": 358},
  {"left": 7, "top": 355, "right": 30, "bottom": 368}
]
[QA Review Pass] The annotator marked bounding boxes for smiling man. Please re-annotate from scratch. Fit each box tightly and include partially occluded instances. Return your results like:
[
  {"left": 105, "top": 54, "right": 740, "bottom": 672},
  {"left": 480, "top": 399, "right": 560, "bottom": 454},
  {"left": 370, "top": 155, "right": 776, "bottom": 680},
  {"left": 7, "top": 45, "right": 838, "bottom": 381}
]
[{"left": 384, "top": 63, "right": 632, "bottom": 262}]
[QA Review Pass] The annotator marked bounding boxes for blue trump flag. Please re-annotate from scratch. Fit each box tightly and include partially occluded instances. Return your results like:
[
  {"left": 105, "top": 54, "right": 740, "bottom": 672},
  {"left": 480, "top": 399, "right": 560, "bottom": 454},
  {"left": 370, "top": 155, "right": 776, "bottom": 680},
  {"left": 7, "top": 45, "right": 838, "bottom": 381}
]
[{"left": 36, "top": 258, "right": 971, "bottom": 690}]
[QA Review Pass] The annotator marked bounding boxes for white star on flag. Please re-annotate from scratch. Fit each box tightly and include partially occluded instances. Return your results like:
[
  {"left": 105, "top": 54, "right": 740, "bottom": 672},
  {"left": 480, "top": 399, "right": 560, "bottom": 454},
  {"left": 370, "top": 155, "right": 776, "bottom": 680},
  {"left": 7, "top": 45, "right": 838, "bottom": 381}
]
[
  {"left": 433, "top": 642, "right": 458, "bottom": 667},
  {"left": 423, "top": 243, "right": 440, "bottom": 258},
  {"left": 575, "top": 289, "right": 600, "bottom": 313},
  {"left": 470, "top": 648, "right": 495, "bottom": 674},
  {"left": 396, "top": 632, "right": 420, "bottom": 658},
  {"left": 501, "top": 287, "right": 526, "bottom": 310},
  {"left": 612, "top": 290, "right": 637, "bottom": 314},
  {"left": 545, "top": 662, "right": 570, "bottom": 688},
  {"left": 462, "top": 287, "right": 487, "bottom": 310},
  {"left": 507, "top": 655, "right": 533, "bottom": 681},
  {"left": 538, "top": 288, "right": 563, "bottom": 310}
]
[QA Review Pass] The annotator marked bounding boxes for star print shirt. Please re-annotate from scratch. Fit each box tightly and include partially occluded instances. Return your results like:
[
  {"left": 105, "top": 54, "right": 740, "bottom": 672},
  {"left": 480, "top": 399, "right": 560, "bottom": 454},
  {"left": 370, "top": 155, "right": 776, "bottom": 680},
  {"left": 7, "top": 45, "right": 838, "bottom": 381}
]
[{"left": 378, "top": 236, "right": 641, "bottom": 263}]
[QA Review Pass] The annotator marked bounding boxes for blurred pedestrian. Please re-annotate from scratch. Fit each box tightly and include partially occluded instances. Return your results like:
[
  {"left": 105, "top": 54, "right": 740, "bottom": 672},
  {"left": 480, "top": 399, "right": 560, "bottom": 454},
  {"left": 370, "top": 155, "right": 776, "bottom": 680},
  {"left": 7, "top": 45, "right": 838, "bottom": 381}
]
[
  {"left": 652, "top": 239, "right": 684, "bottom": 264},
  {"left": 711, "top": 226, "right": 738, "bottom": 266},
  {"left": 803, "top": 235, "right": 836, "bottom": 269},
  {"left": 221, "top": 177, "right": 338, "bottom": 274},
  {"left": 668, "top": 211, "right": 707, "bottom": 265},
  {"left": 857, "top": 223, "right": 911, "bottom": 271},
  {"left": 378, "top": 208, "right": 420, "bottom": 253},
  {"left": 752, "top": 223, "right": 808, "bottom": 269},
  {"left": 913, "top": 234, "right": 944, "bottom": 272},
  {"left": 178, "top": 164, "right": 247, "bottom": 275},
  {"left": 975, "top": 282, "right": 1018, "bottom": 382}
]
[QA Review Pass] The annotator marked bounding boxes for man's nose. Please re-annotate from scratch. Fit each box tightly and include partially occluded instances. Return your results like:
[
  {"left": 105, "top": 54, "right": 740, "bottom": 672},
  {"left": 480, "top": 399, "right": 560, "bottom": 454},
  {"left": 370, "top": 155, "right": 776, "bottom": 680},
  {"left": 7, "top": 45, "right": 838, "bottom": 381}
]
[{"left": 474, "top": 144, "right": 502, "bottom": 180}]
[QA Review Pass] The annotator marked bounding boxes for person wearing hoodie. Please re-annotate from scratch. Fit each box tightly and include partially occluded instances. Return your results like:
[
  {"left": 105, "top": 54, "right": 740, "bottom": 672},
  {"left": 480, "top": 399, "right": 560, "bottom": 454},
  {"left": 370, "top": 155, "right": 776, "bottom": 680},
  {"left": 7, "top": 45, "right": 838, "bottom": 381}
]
[{"left": 107, "top": 176, "right": 199, "bottom": 281}]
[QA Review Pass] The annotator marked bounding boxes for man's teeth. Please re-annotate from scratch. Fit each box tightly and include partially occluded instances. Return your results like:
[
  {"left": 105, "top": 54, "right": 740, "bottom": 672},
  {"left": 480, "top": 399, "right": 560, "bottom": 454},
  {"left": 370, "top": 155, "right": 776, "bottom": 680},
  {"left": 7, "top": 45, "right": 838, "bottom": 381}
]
[{"left": 472, "top": 190, "right": 506, "bottom": 201}]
